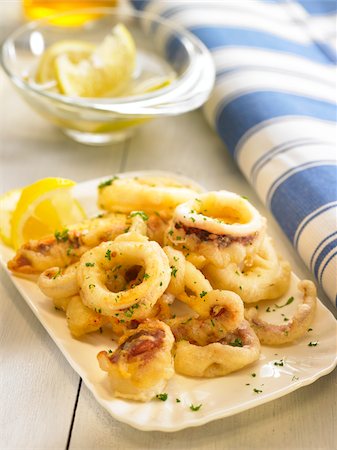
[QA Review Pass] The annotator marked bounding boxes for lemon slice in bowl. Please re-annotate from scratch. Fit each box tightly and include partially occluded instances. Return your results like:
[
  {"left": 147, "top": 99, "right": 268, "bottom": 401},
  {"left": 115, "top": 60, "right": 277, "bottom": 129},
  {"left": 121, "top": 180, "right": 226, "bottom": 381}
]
[
  {"left": 55, "top": 24, "right": 136, "bottom": 97},
  {"left": 10, "top": 178, "right": 86, "bottom": 250},
  {"left": 0, "top": 188, "right": 22, "bottom": 247},
  {"left": 36, "top": 40, "right": 96, "bottom": 85}
]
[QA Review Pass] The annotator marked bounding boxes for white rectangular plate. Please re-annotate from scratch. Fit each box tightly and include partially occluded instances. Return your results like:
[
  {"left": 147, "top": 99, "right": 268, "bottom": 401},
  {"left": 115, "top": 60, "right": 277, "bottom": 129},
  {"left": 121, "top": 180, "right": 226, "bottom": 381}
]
[{"left": 1, "top": 171, "right": 336, "bottom": 432}]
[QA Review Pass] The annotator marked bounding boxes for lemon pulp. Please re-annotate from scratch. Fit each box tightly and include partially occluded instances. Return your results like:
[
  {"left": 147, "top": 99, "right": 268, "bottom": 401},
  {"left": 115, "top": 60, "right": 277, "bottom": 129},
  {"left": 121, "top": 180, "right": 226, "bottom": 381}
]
[{"left": 8, "top": 177, "right": 86, "bottom": 249}]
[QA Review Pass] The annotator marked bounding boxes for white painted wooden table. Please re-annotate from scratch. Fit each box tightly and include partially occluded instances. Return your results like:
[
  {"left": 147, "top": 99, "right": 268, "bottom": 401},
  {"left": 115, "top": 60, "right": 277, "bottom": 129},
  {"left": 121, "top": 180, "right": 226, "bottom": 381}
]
[{"left": 0, "top": 5, "right": 336, "bottom": 450}]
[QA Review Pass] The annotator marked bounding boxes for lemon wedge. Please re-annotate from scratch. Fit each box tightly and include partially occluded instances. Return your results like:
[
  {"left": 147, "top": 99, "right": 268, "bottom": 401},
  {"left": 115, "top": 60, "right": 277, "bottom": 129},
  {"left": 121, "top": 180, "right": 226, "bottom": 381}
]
[
  {"left": 55, "top": 24, "right": 136, "bottom": 97},
  {"left": 36, "top": 40, "right": 96, "bottom": 85},
  {"left": 10, "top": 178, "right": 86, "bottom": 250},
  {"left": 0, "top": 188, "right": 22, "bottom": 247}
]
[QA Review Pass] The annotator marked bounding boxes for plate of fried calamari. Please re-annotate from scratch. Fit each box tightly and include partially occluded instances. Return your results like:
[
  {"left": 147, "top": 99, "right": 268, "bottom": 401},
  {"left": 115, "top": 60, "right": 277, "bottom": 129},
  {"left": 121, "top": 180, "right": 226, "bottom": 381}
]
[{"left": 1, "top": 171, "right": 336, "bottom": 432}]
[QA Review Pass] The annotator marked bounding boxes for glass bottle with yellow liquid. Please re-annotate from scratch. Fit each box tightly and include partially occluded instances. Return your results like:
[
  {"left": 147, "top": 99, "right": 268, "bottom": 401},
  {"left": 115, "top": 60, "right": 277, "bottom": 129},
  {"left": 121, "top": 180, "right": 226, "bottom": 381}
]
[{"left": 23, "top": 0, "right": 118, "bottom": 26}]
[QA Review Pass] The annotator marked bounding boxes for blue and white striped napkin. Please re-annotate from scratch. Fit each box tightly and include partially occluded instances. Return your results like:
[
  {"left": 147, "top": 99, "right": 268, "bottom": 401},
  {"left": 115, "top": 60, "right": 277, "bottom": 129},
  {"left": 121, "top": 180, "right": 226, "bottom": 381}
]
[{"left": 132, "top": 0, "right": 337, "bottom": 307}]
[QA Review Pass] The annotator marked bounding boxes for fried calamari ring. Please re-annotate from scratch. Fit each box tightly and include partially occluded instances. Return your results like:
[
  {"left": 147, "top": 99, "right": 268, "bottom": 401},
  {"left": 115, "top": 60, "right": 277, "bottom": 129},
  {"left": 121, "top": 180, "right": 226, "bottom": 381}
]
[
  {"left": 97, "top": 320, "right": 175, "bottom": 402},
  {"left": 167, "top": 289, "right": 244, "bottom": 341},
  {"left": 162, "top": 247, "right": 211, "bottom": 308},
  {"left": 245, "top": 280, "right": 317, "bottom": 345},
  {"left": 98, "top": 176, "right": 200, "bottom": 214},
  {"left": 146, "top": 212, "right": 171, "bottom": 246},
  {"left": 7, "top": 213, "right": 128, "bottom": 274},
  {"left": 53, "top": 296, "right": 72, "bottom": 312},
  {"left": 163, "top": 247, "right": 186, "bottom": 297},
  {"left": 66, "top": 295, "right": 109, "bottom": 338},
  {"left": 167, "top": 191, "right": 266, "bottom": 267},
  {"left": 38, "top": 263, "right": 79, "bottom": 299},
  {"left": 78, "top": 240, "right": 171, "bottom": 318},
  {"left": 174, "top": 320, "right": 260, "bottom": 377},
  {"left": 204, "top": 236, "right": 291, "bottom": 303}
]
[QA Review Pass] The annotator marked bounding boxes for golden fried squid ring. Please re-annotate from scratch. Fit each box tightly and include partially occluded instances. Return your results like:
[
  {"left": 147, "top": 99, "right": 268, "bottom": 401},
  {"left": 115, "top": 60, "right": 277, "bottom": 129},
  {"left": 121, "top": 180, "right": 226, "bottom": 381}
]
[
  {"left": 204, "top": 236, "right": 291, "bottom": 303},
  {"left": 166, "top": 289, "right": 244, "bottom": 341},
  {"left": 245, "top": 280, "right": 317, "bottom": 345},
  {"left": 98, "top": 176, "right": 200, "bottom": 214},
  {"left": 7, "top": 213, "right": 128, "bottom": 275},
  {"left": 163, "top": 246, "right": 186, "bottom": 297},
  {"left": 38, "top": 263, "right": 79, "bottom": 299},
  {"left": 167, "top": 191, "right": 266, "bottom": 267},
  {"left": 78, "top": 240, "right": 171, "bottom": 319},
  {"left": 97, "top": 320, "right": 175, "bottom": 402},
  {"left": 66, "top": 295, "right": 109, "bottom": 338},
  {"left": 146, "top": 212, "right": 171, "bottom": 246},
  {"left": 173, "top": 320, "right": 260, "bottom": 377},
  {"left": 162, "top": 248, "right": 212, "bottom": 312}
]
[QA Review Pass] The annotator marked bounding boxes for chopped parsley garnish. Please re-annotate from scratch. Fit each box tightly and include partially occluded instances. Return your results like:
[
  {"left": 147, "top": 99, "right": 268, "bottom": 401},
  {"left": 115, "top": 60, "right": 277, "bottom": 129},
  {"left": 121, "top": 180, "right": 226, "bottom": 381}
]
[
  {"left": 190, "top": 404, "right": 202, "bottom": 411},
  {"left": 168, "top": 230, "right": 174, "bottom": 236},
  {"left": 98, "top": 176, "right": 119, "bottom": 189},
  {"left": 229, "top": 337, "right": 243, "bottom": 347},
  {"left": 66, "top": 245, "right": 74, "bottom": 256},
  {"left": 52, "top": 269, "right": 62, "bottom": 280},
  {"left": 156, "top": 393, "right": 168, "bottom": 401},
  {"left": 210, "top": 319, "right": 215, "bottom": 327},
  {"left": 308, "top": 341, "right": 318, "bottom": 347},
  {"left": 251, "top": 373, "right": 256, "bottom": 377},
  {"left": 171, "top": 266, "right": 178, "bottom": 277},
  {"left": 143, "top": 273, "right": 150, "bottom": 279},
  {"left": 89, "top": 284, "right": 95, "bottom": 289},
  {"left": 124, "top": 303, "right": 140, "bottom": 318},
  {"left": 199, "top": 290, "right": 207, "bottom": 298},
  {"left": 176, "top": 398, "right": 181, "bottom": 403},
  {"left": 54, "top": 228, "right": 69, "bottom": 242},
  {"left": 105, "top": 249, "right": 112, "bottom": 260},
  {"left": 241, "top": 195, "right": 249, "bottom": 200},
  {"left": 275, "top": 296, "right": 294, "bottom": 308},
  {"left": 307, "top": 328, "right": 313, "bottom": 332},
  {"left": 85, "top": 262, "right": 95, "bottom": 267},
  {"left": 181, "top": 317, "right": 192, "bottom": 325},
  {"left": 253, "top": 388, "right": 262, "bottom": 394},
  {"left": 292, "top": 375, "right": 299, "bottom": 381},
  {"left": 266, "top": 306, "right": 271, "bottom": 312},
  {"left": 130, "top": 211, "right": 149, "bottom": 221},
  {"left": 274, "top": 359, "right": 284, "bottom": 366}
]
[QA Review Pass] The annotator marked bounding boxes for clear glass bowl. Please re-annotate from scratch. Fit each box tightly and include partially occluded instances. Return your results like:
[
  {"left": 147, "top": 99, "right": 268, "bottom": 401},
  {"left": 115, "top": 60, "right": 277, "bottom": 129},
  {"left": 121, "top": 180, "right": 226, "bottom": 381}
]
[{"left": 0, "top": 8, "right": 215, "bottom": 145}]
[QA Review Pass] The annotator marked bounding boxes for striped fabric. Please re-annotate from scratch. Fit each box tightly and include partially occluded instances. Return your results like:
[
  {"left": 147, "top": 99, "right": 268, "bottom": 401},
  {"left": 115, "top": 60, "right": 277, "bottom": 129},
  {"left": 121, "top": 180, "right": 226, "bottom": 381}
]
[{"left": 132, "top": 0, "right": 337, "bottom": 307}]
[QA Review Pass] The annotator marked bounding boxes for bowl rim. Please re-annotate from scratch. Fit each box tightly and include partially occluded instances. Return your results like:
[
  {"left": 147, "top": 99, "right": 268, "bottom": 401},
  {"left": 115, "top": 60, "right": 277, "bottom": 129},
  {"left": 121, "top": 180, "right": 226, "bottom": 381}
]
[{"left": 0, "top": 6, "right": 215, "bottom": 115}]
